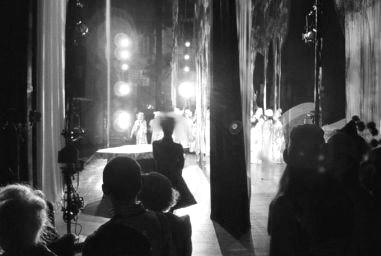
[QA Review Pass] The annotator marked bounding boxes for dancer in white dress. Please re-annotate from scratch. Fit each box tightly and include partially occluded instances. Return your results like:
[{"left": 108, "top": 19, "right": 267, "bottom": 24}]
[
  {"left": 130, "top": 112, "right": 148, "bottom": 144},
  {"left": 272, "top": 109, "right": 285, "bottom": 163},
  {"left": 251, "top": 108, "right": 264, "bottom": 163}
]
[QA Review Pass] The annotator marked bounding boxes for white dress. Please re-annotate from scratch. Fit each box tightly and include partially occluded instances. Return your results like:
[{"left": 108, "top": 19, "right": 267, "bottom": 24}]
[{"left": 131, "top": 120, "right": 148, "bottom": 144}]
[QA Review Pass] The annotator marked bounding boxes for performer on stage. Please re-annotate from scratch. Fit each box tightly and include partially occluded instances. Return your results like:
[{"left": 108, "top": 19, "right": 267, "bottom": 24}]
[
  {"left": 130, "top": 112, "right": 148, "bottom": 144},
  {"left": 152, "top": 116, "right": 197, "bottom": 210}
]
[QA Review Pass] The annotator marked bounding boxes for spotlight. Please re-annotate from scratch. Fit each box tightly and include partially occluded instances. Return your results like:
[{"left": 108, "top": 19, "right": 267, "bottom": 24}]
[
  {"left": 114, "top": 81, "right": 131, "bottom": 97},
  {"left": 184, "top": 54, "right": 190, "bottom": 60},
  {"left": 185, "top": 41, "right": 191, "bottom": 47},
  {"left": 113, "top": 111, "right": 131, "bottom": 132},
  {"left": 121, "top": 63, "right": 129, "bottom": 71},
  {"left": 114, "top": 33, "right": 131, "bottom": 48},
  {"left": 183, "top": 66, "right": 190, "bottom": 72},
  {"left": 115, "top": 49, "right": 131, "bottom": 60},
  {"left": 178, "top": 81, "right": 195, "bottom": 99}
]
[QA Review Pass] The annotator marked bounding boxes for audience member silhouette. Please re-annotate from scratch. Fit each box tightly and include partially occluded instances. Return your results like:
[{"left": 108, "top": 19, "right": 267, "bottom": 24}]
[
  {"left": 327, "top": 131, "right": 377, "bottom": 256},
  {"left": 82, "top": 157, "right": 174, "bottom": 256},
  {"left": 0, "top": 184, "right": 56, "bottom": 256},
  {"left": 152, "top": 116, "right": 196, "bottom": 210},
  {"left": 268, "top": 124, "right": 353, "bottom": 256},
  {"left": 139, "top": 172, "right": 192, "bottom": 256}
]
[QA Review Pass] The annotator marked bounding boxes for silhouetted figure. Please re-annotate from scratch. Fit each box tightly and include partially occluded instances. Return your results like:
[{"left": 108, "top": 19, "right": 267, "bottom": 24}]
[
  {"left": 152, "top": 117, "right": 196, "bottom": 210},
  {"left": 0, "top": 184, "right": 56, "bottom": 256},
  {"left": 268, "top": 125, "right": 353, "bottom": 256},
  {"left": 82, "top": 157, "right": 175, "bottom": 256},
  {"left": 139, "top": 172, "right": 192, "bottom": 256},
  {"left": 327, "top": 131, "right": 377, "bottom": 256}
]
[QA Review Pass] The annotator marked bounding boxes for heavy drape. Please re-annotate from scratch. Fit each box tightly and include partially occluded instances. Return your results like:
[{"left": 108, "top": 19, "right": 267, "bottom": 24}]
[
  {"left": 235, "top": 0, "right": 253, "bottom": 197},
  {"left": 345, "top": 1, "right": 381, "bottom": 127},
  {"left": 36, "top": 0, "right": 66, "bottom": 202},
  {"left": 210, "top": 0, "right": 251, "bottom": 238}
]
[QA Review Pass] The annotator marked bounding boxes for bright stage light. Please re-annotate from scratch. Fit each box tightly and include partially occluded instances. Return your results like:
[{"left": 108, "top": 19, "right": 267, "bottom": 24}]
[
  {"left": 115, "top": 49, "right": 131, "bottom": 60},
  {"left": 184, "top": 54, "right": 190, "bottom": 60},
  {"left": 114, "top": 33, "right": 131, "bottom": 48},
  {"left": 183, "top": 66, "right": 190, "bottom": 72},
  {"left": 114, "top": 81, "right": 131, "bottom": 97},
  {"left": 113, "top": 110, "right": 131, "bottom": 132},
  {"left": 178, "top": 81, "right": 195, "bottom": 99},
  {"left": 185, "top": 41, "right": 191, "bottom": 47},
  {"left": 121, "top": 63, "right": 129, "bottom": 71}
]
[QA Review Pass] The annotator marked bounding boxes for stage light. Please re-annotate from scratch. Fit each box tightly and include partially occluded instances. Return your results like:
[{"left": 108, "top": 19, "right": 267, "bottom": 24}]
[
  {"left": 178, "top": 81, "right": 195, "bottom": 99},
  {"left": 114, "top": 33, "right": 131, "bottom": 48},
  {"left": 115, "top": 49, "right": 131, "bottom": 60},
  {"left": 121, "top": 63, "right": 129, "bottom": 71},
  {"left": 114, "top": 81, "right": 131, "bottom": 97},
  {"left": 184, "top": 54, "right": 190, "bottom": 60},
  {"left": 113, "top": 111, "right": 131, "bottom": 132},
  {"left": 183, "top": 66, "right": 190, "bottom": 72},
  {"left": 185, "top": 41, "right": 191, "bottom": 47}
]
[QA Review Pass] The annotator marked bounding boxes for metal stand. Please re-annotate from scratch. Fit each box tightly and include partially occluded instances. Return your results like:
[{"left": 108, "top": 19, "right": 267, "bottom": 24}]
[{"left": 303, "top": 0, "right": 323, "bottom": 126}]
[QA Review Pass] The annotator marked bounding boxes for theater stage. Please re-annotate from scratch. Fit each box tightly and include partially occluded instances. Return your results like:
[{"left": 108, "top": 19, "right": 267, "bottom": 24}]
[{"left": 56, "top": 154, "right": 284, "bottom": 256}]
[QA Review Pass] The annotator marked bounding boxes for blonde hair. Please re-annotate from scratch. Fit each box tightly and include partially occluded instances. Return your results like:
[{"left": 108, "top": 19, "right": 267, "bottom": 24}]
[{"left": 0, "top": 184, "right": 48, "bottom": 250}]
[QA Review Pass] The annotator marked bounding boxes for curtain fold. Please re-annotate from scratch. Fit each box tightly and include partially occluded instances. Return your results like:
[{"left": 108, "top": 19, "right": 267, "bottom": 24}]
[
  {"left": 235, "top": 0, "right": 253, "bottom": 197},
  {"left": 37, "top": 0, "right": 66, "bottom": 202},
  {"left": 345, "top": 1, "right": 381, "bottom": 127}
]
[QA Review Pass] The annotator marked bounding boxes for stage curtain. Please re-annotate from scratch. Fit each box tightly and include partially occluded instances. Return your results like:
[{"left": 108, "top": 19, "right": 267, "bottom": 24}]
[
  {"left": 210, "top": 0, "right": 251, "bottom": 238},
  {"left": 235, "top": 0, "right": 253, "bottom": 197},
  {"left": 345, "top": 0, "right": 381, "bottom": 127},
  {"left": 36, "top": 0, "right": 67, "bottom": 202}
]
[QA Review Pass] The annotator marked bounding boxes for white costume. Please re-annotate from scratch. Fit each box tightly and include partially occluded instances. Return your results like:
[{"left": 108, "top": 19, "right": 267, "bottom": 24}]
[{"left": 130, "top": 113, "right": 148, "bottom": 144}]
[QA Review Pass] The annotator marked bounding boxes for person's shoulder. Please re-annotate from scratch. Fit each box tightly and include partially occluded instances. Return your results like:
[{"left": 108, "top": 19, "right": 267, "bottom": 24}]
[{"left": 165, "top": 213, "right": 191, "bottom": 234}]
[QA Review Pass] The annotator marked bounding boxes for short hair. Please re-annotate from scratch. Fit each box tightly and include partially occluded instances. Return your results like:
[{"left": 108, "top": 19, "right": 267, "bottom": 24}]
[
  {"left": 103, "top": 157, "right": 142, "bottom": 202},
  {"left": 160, "top": 116, "right": 175, "bottom": 135},
  {"left": 139, "top": 172, "right": 179, "bottom": 212},
  {"left": 285, "top": 124, "right": 325, "bottom": 169},
  {"left": 0, "top": 184, "right": 47, "bottom": 250}
]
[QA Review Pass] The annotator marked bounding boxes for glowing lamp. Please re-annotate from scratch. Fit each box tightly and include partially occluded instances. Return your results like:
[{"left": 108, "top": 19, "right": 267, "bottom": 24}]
[
  {"left": 183, "top": 66, "right": 190, "bottom": 72},
  {"left": 113, "top": 111, "right": 131, "bottom": 132},
  {"left": 114, "top": 81, "right": 131, "bottom": 97},
  {"left": 185, "top": 41, "right": 191, "bottom": 47},
  {"left": 114, "top": 33, "right": 131, "bottom": 48},
  {"left": 178, "top": 81, "right": 195, "bottom": 99},
  {"left": 121, "top": 63, "right": 129, "bottom": 71},
  {"left": 184, "top": 54, "right": 190, "bottom": 60},
  {"left": 115, "top": 49, "right": 131, "bottom": 60}
]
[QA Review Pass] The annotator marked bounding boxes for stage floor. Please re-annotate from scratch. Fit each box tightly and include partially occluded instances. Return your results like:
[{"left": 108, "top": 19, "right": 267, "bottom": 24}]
[
  {"left": 56, "top": 154, "right": 284, "bottom": 256},
  {"left": 95, "top": 144, "right": 153, "bottom": 160}
]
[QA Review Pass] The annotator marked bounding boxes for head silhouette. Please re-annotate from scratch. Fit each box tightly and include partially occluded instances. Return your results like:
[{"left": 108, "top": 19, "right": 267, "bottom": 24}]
[
  {"left": 0, "top": 184, "right": 47, "bottom": 251},
  {"left": 139, "top": 172, "right": 179, "bottom": 212},
  {"left": 102, "top": 157, "right": 142, "bottom": 203},
  {"left": 160, "top": 116, "right": 175, "bottom": 137}
]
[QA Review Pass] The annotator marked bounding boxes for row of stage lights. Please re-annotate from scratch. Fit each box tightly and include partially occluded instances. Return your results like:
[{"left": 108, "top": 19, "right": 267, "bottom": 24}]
[
  {"left": 179, "top": 41, "right": 195, "bottom": 99},
  {"left": 113, "top": 33, "right": 133, "bottom": 132},
  {"left": 113, "top": 39, "right": 195, "bottom": 132}
]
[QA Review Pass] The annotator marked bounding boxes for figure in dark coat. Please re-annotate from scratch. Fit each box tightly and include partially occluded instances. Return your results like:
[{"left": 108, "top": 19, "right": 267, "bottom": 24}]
[{"left": 152, "top": 116, "right": 196, "bottom": 210}]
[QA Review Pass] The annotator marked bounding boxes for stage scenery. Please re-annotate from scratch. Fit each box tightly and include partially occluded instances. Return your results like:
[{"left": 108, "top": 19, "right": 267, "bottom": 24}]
[{"left": 1, "top": 0, "right": 381, "bottom": 255}]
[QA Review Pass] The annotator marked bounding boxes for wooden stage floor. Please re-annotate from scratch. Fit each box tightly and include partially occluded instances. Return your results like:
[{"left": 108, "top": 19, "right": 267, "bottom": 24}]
[{"left": 56, "top": 154, "right": 284, "bottom": 256}]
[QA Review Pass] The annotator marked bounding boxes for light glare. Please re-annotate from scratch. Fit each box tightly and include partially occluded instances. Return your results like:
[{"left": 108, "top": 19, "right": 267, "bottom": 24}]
[
  {"left": 184, "top": 54, "right": 190, "bottom": 60},
  {"left": 183, "top": 66, "right": 190, "bottom": 72},
  {"left": 114, "top": 33, "right": 131, "bottom": 48},
  {"left": 114, "top": 81, "right": 131, "bottom": 97},
  {"left": 178, "top": 81, "right": 195, "bottom": 99},
  {"left": 114, "top": 111, "right": 131, "bottom": 132},
  {"left": 121, "top": 63, "right": 129, "bottom": 71},
  {"left": 115, "top": 49, "right": 131, "bottom": 60},
  {"left": 185, "top": 41, "right": 191, "bottom": 47}
]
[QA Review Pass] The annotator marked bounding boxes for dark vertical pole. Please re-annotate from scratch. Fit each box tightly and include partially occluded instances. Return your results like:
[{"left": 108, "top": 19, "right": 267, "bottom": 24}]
[
  {"left": 314, "top": 0, "right": 322, "bottom": 126},
  {"left": 210, "top": 0, "right": 250, "bottom": 238},
  {"left": 155, "top": 0, "right": 163, "bottom": 109}
]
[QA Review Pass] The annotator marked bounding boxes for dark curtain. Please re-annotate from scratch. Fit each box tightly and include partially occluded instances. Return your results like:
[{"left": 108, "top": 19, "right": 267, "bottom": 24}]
[{"left": 210, "top": 0, "right": 250, "bottom": 238}]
